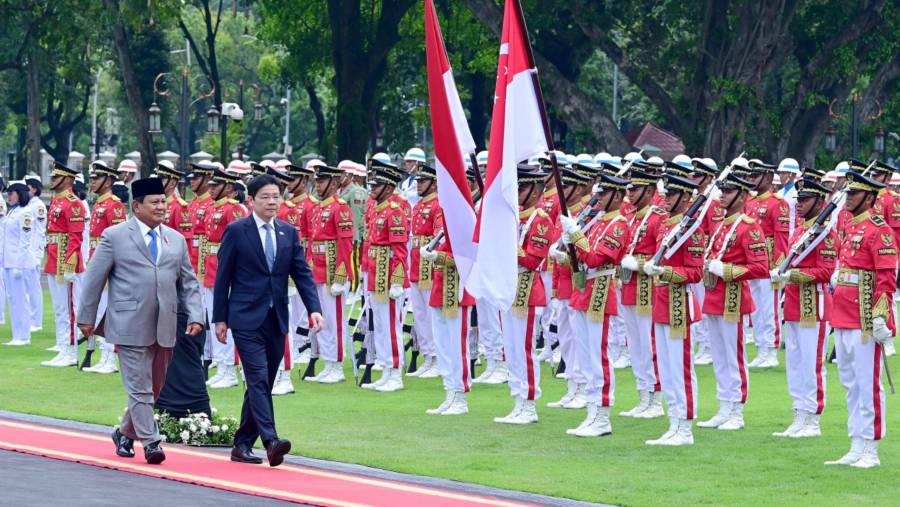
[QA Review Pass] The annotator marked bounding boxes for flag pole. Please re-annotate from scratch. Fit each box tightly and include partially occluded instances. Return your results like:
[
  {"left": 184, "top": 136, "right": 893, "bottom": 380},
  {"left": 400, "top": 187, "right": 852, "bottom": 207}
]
[{"left": 510, "top": 0, "right": 581, "bottom": 277}]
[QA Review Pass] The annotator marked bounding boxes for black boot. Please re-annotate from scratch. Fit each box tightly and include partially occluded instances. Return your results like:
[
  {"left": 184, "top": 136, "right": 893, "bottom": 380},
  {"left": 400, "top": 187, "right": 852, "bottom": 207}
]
[
  {"left": 301, "top": 357, "right": 318, "bottom": 380},
  {"left": 79, "top": 349, "right": 94, "bottom": 370},
  {"left": 404, "top": 338, "right": 414, "bottom": 351},
  {"left": 469, "top": 358, "right": 477, "bottom": 379},
  {"left": 355, "top": 348, "right": 368, "bottom": 368},
  {"left": 556, "top": 357, "right": 566, "bottom": 376},
  {"left": 407, "top": 350, "right": 419, "bottom": 374},
  {"left": 359, "top": 364, "right": 373, "bottom": 386}
]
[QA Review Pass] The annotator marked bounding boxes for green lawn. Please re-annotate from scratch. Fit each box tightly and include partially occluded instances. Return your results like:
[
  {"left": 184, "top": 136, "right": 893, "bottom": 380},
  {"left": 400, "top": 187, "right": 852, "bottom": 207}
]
[{"left": 1, "top": 291, "right": 898, "bottom": 506}]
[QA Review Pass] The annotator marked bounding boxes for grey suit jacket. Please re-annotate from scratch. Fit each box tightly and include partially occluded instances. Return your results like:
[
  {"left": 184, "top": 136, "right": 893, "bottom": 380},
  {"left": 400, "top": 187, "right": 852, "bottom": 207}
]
[{"left": 76, "top": 217, "right": 204, "bottom": 347}]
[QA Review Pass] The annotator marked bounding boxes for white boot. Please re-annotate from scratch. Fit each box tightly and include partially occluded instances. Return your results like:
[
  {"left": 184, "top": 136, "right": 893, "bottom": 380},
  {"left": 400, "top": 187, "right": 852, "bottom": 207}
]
[
  {"left": 44, "top": 345, "right": 76, "bottom": 368},
  {"left": 472, "top": 359, "right": 496, "bottom": 384},
  {"left": 505, "top": 399, "right": 538, "bottom": 424},
  {"left": 482, "top": 362, "right": 509, "bottom": 384},
  {"left": 885, "top": 339, "right": 896, "bottom": 357},
  {"left": 645, "top": 417, "right": 679, "bottom": 445},
  {"left": 825, "top": 437, "right": 867, "bottom": 465},
  {"left": 209, "top": 365, "right": 238, "bottom": 388},
  {"left": 748, "top": 346, "right": 766, "bottom": 368},
  {"left": 547, "top": 382, "right": 577, "bottom": 408},
  {"left": 620, "top": 390, "right": 650, "bottom": 417},
  {"left": 308, "top": 360, "right": 334, "bottom": 383},
  {"left": 697, "top": 401, "right": 733, "bottom": 428},
  {"left": 567, "top": 403, "right": 598, "bottom": 435},
  {"left": 46, "top": 344, "right": 60, "bottom": 352},
  {"left": 694, "top": 342, "right": 712, "bottom": 365},
  {"left": 83, "top": 348, "right": 110, "bottom": 373},
  {"left": 362, "top": 365, "right": 391, "bottom": 390},
  {"left": 41, "top": 349, "right": 66, "bottom": 367},
  {"left": 792, "top": 412, "right": 821, "bottom": 438},
  {"left": 537, "top": 346, "right": 554, "bottom": 363},
  {"left": 426, "top": 390, "right": 455, "bottom": 415},
  {"left": 375, "top": 368, "right": 404, "bottom": 392},
  {"left": 418, "top": 357, "right": 441, "bottom": 378},
  {"left": 850, "top": 440, "right": 880, "bottom": 468},
  {"left": 319, "top": 361, "right": 346, "bottom": 384},
  {"left": 206, "top": 363, "right": 225, "bottom": 385},
  {"left": 761, "top": 347, "right": 779, "bottom": 368},
  {"left": 94, "top": 350, "right": 119, "bottom": 374},
  {"left": 612, "top": 346, "right": 631, "bottom": 369},
  {"left": 717, "top": 402, "right": 745, "bottom": 431},
  {"left": 562, "top": 384, "right": 587, "bottom": 409},
  {"left": 573, "top": 406, "right": 612, "bottom": 437},
  {"left": 407, "top": 355, "right": 430, "bottom": 377},
  {"left": 663, "top": 419, "right": 694, "bottom": 446},
  {"left": 635, "top": 391, "right": 664, "bottom": 418},
  {"left": 296, "top": 347, "right": 311, "bottom": 364},
  {"left": 271, "top": 370, "right": 296, "bottom": 395},
  {"left": 773, "top": 410, "right": 806, "bottom": 437},
  {"left": 494, "top": 397, "right": 524, "bottom": 424},
  {"left": 3, "top": 338, "right": 30, "bottom": 346},
  {"left": 441, "top": 392, "right": 469, "bottom": 416}
]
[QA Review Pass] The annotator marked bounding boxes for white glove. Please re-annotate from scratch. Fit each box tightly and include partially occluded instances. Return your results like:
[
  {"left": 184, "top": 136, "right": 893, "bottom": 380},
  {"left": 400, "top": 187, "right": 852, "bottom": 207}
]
[
  {"left": 769, "top": 269, "right": 788, "bottom": 284},
  {"left": 11, "top": 268, "right": 22, "bottom": 280},
  {"left": 830, "top": 270, "right": 839, "bottom": 287},
  {"left": 549, "top": 244, "right": 568, "bottom": 263},
  {"left": 330, "top": 282, "right": 348, "bottom": 296},
  {"left": 63, "top": 271, "right": 78, "bottom": 284},
  {"left": 561, "top": 232, "right": 573, "bottom": 245},
  {"left": 389, "top": 284, "right": 404, "bottom": 300},
  {"left": 872, "top": 317, "right": 892, "bottom": 344},
  {"left": 420, "top": 246, "right": 438, "bottom": 262},
  {"left": 708, "top": 259, "right": 725, "bottom": 278},
  {"left": 620, "top": 254, "right": 639, "bottom": 273},
  {"left": 643, "top": 261, "right": 665, "bottom": 277},
  {"left": 559, "top": 214, "right": 579, "bottom": 235}
]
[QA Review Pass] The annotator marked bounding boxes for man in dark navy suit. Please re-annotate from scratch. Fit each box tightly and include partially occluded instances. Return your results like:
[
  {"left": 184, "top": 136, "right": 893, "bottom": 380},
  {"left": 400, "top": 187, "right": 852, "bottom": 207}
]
[{"left": 213, "top": 174, "right": 324, "bottom": 467}]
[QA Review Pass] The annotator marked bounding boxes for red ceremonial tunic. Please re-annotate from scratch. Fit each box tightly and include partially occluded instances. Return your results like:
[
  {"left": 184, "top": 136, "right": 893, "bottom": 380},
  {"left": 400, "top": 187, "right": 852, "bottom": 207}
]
[
  {"left": 782, "top": 217, "right": 837, "bottom": 323},
  {"left": 45, "top": 188, "right": 86, "bottom": 275},
  {"left": 651, "top": 212, "right": 705, "bottom": 327},
  {"left": 619, "top": 205, "right": 665, "bottom": 306},
  {"left": 570, "top": 209, "right": 628, "bottom": 316},
  {"left": 872, "top": 188, "right": 900, "bottom": 247},
  {"left": 744, "top": 191, "right": 790, "bottom": 269},
  {"left": 551, "top": 195, "right": 590, "bottom": 300},
  {"left": 830, "top": 210, "right": 897, "bottom": 333},
  {"left": 701, "top": 213, "right": 769, "bottom": 317},
  {"left": 365, "top": 195, "right": 410, "bottom": 293},
  {"left": 203, "top": 198, "right": 246, "bottom": 288},
  {"left": 511, "top": 206, "right": 553, "bottom": 309},
  {"left": 165, "top": 193, "right": 193, "bottom": 239},
  {"left": 88, "top": 193, "right": 126, "bottom": 258},
  {"left": 410, "top": 193, "right": 441, "bottom": 285},
  {"left": 188, "top": 192, "right": 213, "bottom": 273},
  {"left": 308, "top": 195, "right": 354, "bottom": 286}
]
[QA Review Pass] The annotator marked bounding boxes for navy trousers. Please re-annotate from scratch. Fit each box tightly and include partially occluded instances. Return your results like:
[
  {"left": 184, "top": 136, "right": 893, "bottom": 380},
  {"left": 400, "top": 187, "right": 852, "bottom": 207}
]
[{"left": 233, "top": 307, "right": 285, "bottom": 448}]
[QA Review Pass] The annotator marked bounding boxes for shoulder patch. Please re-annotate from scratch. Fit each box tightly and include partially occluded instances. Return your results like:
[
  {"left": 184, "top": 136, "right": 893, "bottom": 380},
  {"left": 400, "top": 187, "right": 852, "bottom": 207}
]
[
  {"left": 652, "top": 207, "right": 667, "bottom": 215},
  {"left": 870, "top": 214, "right": 887, "bottom": 226},
  {"left": 389, "top": 202, "right": 399, "bottom": 209},
  {"left": 535, "top": 208, "right": 548, "bottom": 219},
  {"left": 66, "top": 193, "right": 78, "bottom": 202}
]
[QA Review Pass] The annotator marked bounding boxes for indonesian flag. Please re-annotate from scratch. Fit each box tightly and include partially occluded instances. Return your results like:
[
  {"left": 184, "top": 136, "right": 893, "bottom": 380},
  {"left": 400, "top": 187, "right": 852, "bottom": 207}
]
[
  {"left": 425, "top": 0, "right": 478, "bottom": 287},
  {"left": 467, "top": 0, "right": 548, "bottom": 310}
]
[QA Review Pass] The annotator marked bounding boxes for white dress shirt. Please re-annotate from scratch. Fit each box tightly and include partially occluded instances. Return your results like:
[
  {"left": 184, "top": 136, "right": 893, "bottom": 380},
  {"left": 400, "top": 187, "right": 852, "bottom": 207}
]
[
  {"left": 136, "top": 218, "right": 163, "bottom": 263},
  {"left": 253, "top": 212, "right": 276, "bottom": 255}
]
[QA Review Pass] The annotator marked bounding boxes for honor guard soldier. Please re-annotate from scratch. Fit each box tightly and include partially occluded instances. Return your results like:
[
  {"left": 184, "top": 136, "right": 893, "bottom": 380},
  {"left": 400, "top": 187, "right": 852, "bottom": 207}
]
[
  {"left": 2, "top": 180, "right": 36, "bottom": 346},
  {"left": 642, "top": 175, "right": 707, "bottom": 446},
  {"left": 616, "top": 168, "right": 666, "bottom": 419},
  {"left": 546, "top": 165, "right": 597, "bottom": 410},
  {"left": 203, "top": 169, "right": 248, "bottom": 388},
  {"left": 187, "top": 160, "right": 216, "bottom": 275},
  {"left": 687, "top": 157, "right": 723, "bottom": 365},
  {"left": 156, "top": 161, "right": 193, "bottom": 238},
  {"left": 82, "top": 161, "right": 127, "bottom": 373},
  {"left": 559, "top": 171, "right": 630, "bottom": 436},
  {"left": 25, "top": 174, "right": 47, "bottom": 333},
  {"left": 743, "top": 159, "right": 790, "bottom": 368},
  {"left": 536, "top": 154, "right": 562, "bottom": 361},
  {"left": 41, "top": 161, "right": 87, "bottom": 367},
  {"left": 825, "top": 170, "right": 895, "bottom": 468},
  {"left": 408, "top": 164, "right": 441, "bottom": 378},
  {"left": 285, "top": 160, "right": 318, "bottom": 368},
  {"left": 769, "top": 176, "right": 837, "bottom": 438},
  {"left": 361, "top": 157, "right": 411, "bottom": 392},
  {"left": 493, "top": 164, "right": 554, "bottom": 425},
  {"left": 305, "top": 164, "right": 354, "bottom": 384},
  {"left": 338, "top": 160, "right": 368, "bottom": 290},
  {"left": 420, "top": 191, "right": 477, "bottom": 415},
  {"left": 867, "top": 159, "right": 900, "bottom": 244},
  {"left": 698, "top": 173, "right": 769, "bottom": 431}
]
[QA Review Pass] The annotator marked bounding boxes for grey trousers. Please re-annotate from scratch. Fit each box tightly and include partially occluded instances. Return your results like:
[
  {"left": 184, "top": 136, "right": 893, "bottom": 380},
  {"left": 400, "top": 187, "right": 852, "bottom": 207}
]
[{"left": 118, "top": 343, "right": 173, "bottom": 445}]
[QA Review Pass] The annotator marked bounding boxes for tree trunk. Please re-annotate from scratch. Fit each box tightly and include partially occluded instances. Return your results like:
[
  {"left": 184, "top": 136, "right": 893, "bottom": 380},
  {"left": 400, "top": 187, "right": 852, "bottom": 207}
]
[
  {"left": 105, "top": 0, "right": 156, "bottom": 174},
  {"left": 305, "top": 84, "right": 327, "bottom": 157},
  {"left": 25, "top": 50, "right": 42, "bottom": 175},
  {"left": 468, "top": 71, "right": 487, "bottom": 149}
]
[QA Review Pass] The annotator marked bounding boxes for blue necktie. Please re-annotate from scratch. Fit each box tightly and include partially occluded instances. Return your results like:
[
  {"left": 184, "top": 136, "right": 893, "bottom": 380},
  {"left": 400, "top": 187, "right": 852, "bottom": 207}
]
[
  {"left": 148, "top": 229, "right": 158, "bottom": 264},
  {"left": 264, "top": 223, "right": 275, "bottom": 271}
]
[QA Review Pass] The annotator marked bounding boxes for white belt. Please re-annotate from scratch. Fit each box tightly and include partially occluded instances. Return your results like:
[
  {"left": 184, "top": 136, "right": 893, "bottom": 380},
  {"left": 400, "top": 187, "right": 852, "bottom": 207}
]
[
  {"left": 208, "top": 245, "right": 219, "bottom": 254},
  {"left": 838, "top": 272, "right": 859, "bottom": 284},
  {"left": 586, "top": 268, "right": 617, "bottom": 280}
]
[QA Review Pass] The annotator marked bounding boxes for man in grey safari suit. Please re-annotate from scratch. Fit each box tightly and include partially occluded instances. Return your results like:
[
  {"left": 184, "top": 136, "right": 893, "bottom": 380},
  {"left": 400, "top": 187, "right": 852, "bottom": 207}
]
[{"left": 77, "top": 178, "right": 205, "bottom": 464}]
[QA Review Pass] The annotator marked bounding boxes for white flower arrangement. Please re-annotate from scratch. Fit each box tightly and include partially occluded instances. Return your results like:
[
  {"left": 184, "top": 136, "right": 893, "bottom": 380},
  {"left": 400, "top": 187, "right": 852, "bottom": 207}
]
[{"left": 156, "top": 409, "right": 237, "bottom": 446}]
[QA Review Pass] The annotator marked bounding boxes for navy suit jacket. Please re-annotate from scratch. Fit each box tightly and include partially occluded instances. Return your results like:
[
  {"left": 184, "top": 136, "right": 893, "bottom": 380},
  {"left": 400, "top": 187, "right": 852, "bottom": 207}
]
[{"left": 213, "top": 215, "right": 321, "bottom": 334}]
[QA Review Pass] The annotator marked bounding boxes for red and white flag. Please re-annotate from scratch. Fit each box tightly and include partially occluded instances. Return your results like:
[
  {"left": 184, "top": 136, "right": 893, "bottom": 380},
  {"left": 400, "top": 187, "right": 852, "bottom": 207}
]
[
  {"left": 425, "top": 0, "right": 478, "bottom": 287},
  {"left": 468, "top": 0, "right": 548, "bottom": 310}
]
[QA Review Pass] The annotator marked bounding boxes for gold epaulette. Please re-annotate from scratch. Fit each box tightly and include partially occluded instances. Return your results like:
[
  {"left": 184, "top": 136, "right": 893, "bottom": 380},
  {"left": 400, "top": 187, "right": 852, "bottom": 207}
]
[{"left": 741, "top": 215, "right": 756, "bottom": 224}]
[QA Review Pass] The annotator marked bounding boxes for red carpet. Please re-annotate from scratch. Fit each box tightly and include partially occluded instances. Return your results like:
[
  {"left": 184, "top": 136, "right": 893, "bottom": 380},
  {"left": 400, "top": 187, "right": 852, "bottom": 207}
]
[{"left": 0, "top": 419, "right": 537, "bottom": 507}]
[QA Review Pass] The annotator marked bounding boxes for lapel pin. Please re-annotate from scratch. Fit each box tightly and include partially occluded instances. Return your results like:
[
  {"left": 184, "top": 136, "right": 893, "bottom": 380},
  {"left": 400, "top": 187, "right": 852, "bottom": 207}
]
[{"left": 279, "top": 231, "right": 285, "bottom": 236}]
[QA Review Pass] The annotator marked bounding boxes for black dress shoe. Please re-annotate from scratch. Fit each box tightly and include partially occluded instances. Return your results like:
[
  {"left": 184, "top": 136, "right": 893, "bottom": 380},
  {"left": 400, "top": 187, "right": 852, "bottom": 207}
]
[
  {"left": 144, "top": 441, "right": 166, "bottom": 465},
  {"left": 111, "top": 428, "right": 134, "bottom": 458},
  {"left": 265, "top": 438, "right": 291, "bottom": 467},
  {"left": 231, "top": 444, "right": 263, "bottom": 464}
]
